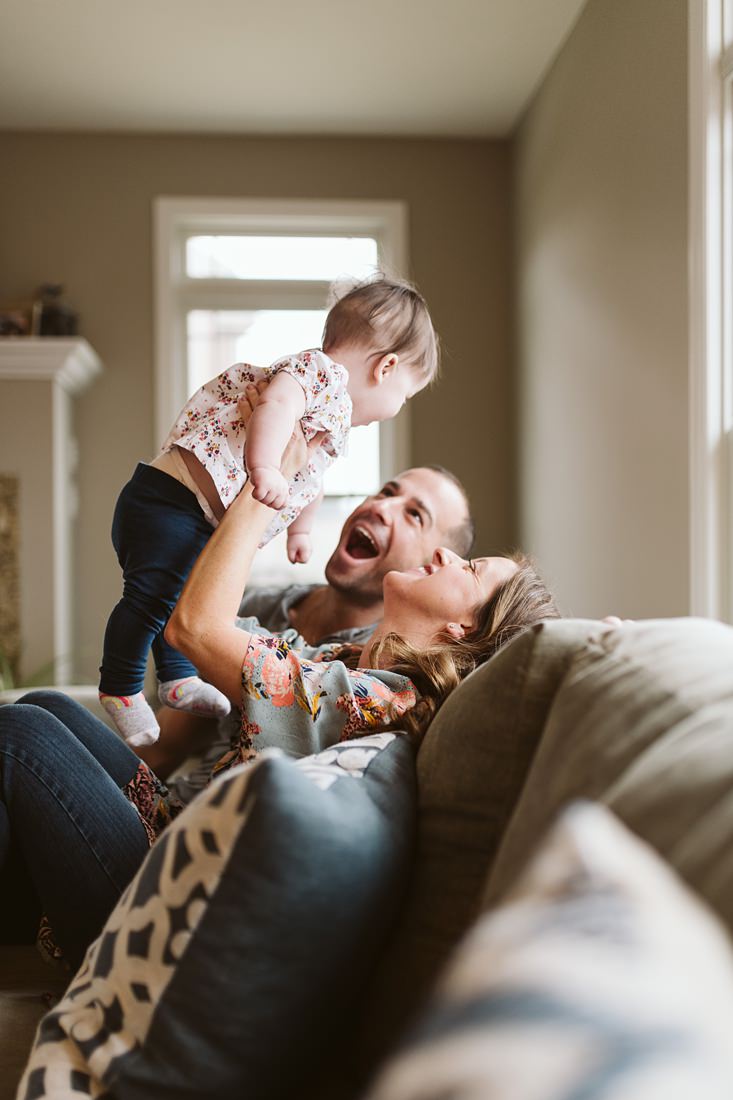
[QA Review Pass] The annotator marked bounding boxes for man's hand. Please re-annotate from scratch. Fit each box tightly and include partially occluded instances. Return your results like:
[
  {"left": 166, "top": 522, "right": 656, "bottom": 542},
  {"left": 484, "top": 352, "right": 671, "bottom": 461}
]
[
  {"left": 287, "top": 531, "right": 312, "bottom": 564},
  {"left": 250, "top": 464, "right": 290, "bottom": 510}
]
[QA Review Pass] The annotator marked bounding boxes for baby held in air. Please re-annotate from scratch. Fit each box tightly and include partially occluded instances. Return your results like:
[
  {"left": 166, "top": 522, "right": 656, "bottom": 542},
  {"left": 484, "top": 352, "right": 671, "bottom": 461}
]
[{"left": 98, "top": 276, "right": 439, "bottom": 746}]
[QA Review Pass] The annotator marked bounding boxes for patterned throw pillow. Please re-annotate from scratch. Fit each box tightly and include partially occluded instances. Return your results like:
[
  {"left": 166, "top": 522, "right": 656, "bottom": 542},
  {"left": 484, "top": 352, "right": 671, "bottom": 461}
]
[
  {"left": 18, "top": 733, "right": 416, "bottom": 1100},
  {"left": 363, "top": 803, "right": 733, "bottom": 1100}
]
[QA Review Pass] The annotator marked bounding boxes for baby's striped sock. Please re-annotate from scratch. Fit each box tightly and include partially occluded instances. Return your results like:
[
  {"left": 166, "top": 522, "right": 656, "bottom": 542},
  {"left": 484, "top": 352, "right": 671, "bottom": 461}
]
[
  {"left": 158, "top": 676, "right": 231, "bottom": 718},
  {"left": 99, "top": 691, "right": 160, "bottom": 747}
]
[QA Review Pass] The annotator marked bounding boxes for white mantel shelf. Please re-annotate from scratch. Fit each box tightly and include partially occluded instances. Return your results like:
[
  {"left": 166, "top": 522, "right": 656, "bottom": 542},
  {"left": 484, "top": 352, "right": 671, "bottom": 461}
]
[{"left": 0, "top": 337, "right": 101, "bottom": 394}]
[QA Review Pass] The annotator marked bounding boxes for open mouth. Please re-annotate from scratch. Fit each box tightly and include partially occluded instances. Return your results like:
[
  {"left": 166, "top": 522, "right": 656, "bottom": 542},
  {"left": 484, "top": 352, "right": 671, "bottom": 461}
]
[{"left": 345, "top": 525, "right": 380, "bottom": 560}]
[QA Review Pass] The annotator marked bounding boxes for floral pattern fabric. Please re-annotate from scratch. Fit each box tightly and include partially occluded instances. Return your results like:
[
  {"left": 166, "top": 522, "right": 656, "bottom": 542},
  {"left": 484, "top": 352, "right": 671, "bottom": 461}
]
[
  {"left": 211, "top": 632, "right": 418, "bottom": 776},
  {"left": 121, "top": 760, "right": 184, "bottom": 845},
  {"left": 161, "top": 350, "right": 352, "bottom": 544}
]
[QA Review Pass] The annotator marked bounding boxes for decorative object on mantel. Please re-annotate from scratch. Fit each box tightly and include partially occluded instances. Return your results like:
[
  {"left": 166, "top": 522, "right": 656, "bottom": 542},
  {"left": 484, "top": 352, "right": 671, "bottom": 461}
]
[
  {"left": 36, "top": 283, "right": 79, "bottom": 336},
  {"left": 0, "top": 283, "right": 79, "bottom": 338},
  {"left": 0, "top": 298, "right": 35, "bottom": 336},
  {"left": 0, "top": 474, "right": 21, "bottom": 688}
]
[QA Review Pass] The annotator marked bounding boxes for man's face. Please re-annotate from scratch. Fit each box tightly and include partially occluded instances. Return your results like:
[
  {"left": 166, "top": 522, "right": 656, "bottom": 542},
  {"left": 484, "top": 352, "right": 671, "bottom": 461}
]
[{"left": 324, "top": 467, "right": 469, "bottom": 605}]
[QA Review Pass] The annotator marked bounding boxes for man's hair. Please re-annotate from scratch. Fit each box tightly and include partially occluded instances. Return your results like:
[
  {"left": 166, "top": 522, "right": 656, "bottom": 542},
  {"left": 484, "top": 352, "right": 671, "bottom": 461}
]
[
  {"left": 322, "top": 274, "right": 439, "bottom": 383},
  {"left": 424, "top": 463, "right": 475, "bottom": 557}
]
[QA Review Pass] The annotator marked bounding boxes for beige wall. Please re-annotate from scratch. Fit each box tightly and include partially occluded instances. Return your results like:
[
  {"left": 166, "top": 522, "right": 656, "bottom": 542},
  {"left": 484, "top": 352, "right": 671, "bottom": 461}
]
[
  {"left": 515, "top": 0, "right": 689, "bottom": 617},
  {"left": 1, "top": 134, "right": 514, "bottom": 679}
]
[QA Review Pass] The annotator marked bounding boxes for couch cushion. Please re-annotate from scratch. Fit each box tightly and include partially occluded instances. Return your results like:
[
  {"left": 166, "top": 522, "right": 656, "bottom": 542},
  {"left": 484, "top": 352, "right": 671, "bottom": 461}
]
[
  {"left": 17, "top": 733, "right": 416, "bottom": 1100},
  {"left": 358, "top": 619, "right": 602, "bottom": 1062},
  {"left": 484, "top": 617, "right": 733, "bottom": 922},
  {"left": 362, "top": 802, "right": 733, "bottom": 1100}
]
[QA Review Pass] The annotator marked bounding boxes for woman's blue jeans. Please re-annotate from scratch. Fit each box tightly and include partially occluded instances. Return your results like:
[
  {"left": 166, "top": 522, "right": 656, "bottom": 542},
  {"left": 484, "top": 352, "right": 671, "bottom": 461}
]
[
  {"left": 0, "top": 691, "right": 151, "bottom": 970},
  {"left": 99, "top": 462, "right": 213, "bottom": 696}
]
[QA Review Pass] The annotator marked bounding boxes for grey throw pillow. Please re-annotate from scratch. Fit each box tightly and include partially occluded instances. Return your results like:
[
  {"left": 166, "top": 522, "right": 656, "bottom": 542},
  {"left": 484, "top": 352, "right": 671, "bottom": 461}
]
[
  {"left": 18, "top": 733, "right": 417, "bottom": 1100},
  {"left": 363, "top": 803, "right": 733, "bottom": 1100},
  {"left": 484, "top": 616, "right": 733, "bottom": 920}
]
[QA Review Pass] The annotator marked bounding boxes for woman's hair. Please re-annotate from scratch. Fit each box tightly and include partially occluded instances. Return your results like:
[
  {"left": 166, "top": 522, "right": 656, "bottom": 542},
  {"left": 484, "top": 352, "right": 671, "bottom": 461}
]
[
  {"left": 322, "top": 274, "right": 439, "bottom": 383},
  {"left": 346, "top": 551, "right": 560, "bottom": 743}
]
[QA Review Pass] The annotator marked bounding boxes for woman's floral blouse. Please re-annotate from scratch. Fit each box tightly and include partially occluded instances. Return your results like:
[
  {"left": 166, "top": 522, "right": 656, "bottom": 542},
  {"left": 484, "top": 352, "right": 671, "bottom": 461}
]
[
  {"left": 210, "top": 619, "right": 417, "bottom": 778},
  {"left": 161, "top": 350, "right": 352, "bottom": 543}
]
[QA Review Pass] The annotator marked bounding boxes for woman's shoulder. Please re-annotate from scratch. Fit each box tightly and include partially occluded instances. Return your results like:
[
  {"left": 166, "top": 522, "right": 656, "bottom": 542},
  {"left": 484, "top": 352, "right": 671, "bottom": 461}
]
[{"left": 240, "top": 633, "right": 415, "bottom": 701}]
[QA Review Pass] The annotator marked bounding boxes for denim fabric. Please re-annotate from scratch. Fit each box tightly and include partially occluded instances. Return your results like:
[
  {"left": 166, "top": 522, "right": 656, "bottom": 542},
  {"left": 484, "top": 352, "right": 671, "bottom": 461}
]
[
  {"left": 0, "top": 692, "right": 150, "bottom": 969},
  {"left": 99, "top": 462, "right": 213, "bottom": 695}
]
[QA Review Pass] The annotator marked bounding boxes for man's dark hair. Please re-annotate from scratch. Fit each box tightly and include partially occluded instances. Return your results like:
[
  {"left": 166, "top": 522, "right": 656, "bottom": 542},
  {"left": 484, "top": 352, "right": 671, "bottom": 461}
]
[{"left": 425, "top": 464, "right": 475, "bottom": 557}]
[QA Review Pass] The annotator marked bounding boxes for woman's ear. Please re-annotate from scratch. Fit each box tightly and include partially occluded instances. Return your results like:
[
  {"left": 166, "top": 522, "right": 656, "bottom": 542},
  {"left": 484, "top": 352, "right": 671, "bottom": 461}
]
[
  {"left": 445, "top": 622, "right": 466, "bottom": 640},
  {"left": 372, "top": 353, "right": 399, "bottom": 384}
]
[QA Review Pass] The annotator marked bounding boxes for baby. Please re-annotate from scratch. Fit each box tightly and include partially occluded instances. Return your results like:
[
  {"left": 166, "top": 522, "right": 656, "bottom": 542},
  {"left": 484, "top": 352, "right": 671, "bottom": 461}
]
[{"left": 98, "top": 275, "right": 439, "bottom": 746}]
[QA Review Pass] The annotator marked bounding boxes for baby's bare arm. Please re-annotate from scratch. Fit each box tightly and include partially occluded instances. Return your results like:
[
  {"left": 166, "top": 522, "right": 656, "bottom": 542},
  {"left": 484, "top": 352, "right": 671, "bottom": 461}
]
[
  {"left": 246, "top": 372, "right": 306, "bottom": 472},
  {"left": 288, "top": 486, "right": 324, "bottom": 537},
  {"left": 286, "top": 487, "right": 324, "bottom": 564}
]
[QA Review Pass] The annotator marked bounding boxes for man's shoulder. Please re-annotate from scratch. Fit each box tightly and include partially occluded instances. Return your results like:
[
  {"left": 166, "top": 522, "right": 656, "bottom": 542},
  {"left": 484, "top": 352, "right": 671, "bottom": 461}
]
[
  {"left": 238, "top": 583, "right": 376, "bottom": 647},
  {"left": 238, "top": 583, "right": 316, "bottom": 634}
]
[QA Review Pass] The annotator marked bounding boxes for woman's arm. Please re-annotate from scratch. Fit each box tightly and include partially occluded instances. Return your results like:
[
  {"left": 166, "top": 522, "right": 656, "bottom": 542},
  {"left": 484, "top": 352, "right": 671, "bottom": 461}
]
[{"left": 165, "top": 425, "right": 309, "bottom": 705}]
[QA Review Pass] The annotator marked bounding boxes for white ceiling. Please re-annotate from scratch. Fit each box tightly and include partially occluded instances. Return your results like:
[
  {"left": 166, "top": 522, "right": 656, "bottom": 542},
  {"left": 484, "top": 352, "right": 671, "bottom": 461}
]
[{"left": 0, "top": 0, "right": 588, "bottom": 138}]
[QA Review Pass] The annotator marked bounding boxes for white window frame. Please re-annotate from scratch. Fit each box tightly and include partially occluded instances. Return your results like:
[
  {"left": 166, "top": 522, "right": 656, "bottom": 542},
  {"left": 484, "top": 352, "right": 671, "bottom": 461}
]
[
  {"left": 152, "top": 196, "right": 410, "bottom": 486},
  {"left": 689, "top": 0, "right": 733, "bottom": 621}
]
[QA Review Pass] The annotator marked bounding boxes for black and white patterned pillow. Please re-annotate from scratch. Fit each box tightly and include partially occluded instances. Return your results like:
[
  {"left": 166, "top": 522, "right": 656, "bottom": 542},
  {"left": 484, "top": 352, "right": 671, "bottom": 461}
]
[
  {"left": 19, "top": 733, "right": 416, "bottom": 1100},
  {"left": 363, "top": 802, "right": 733, "bottom": 1100}
]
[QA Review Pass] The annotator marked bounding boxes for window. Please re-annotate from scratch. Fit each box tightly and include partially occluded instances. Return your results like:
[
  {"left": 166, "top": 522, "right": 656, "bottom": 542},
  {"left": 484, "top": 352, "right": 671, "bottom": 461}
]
[
  {"left": 153, "top": 198, "right": 408, "bottom": 583},
  {"left": 689, "top": 0, "right": 733, "bottom": 621}
]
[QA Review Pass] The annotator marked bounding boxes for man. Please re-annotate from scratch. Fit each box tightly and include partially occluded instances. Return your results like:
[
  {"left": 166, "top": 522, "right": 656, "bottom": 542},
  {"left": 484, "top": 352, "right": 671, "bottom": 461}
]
[
  {"left": 240, "top": 465, "right": 475, "bottom": 645},
  {"left": 143, "top": 465, "right": 474, "bottom": 782}
]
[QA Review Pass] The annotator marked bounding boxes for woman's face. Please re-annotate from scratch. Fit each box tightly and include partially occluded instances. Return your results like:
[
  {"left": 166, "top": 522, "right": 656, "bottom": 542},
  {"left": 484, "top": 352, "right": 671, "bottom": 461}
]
[{"left": 384, "top": 547, "right": 518, "bottom": 638}]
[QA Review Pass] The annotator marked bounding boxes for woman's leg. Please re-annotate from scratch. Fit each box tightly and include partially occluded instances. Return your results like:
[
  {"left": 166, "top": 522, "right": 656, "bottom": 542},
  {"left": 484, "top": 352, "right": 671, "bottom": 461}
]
[
  {"left": 0, "top": 697, "right": 150, "bottom": 970},
  {"left": 16, "top": 690, "right": 142, "bottom": 781}
]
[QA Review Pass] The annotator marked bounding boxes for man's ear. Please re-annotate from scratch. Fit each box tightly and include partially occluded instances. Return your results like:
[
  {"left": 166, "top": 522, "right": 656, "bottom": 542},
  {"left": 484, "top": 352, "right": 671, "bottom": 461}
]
[
  {"left": 372, "top": 353, "right": 399, "bottom": 384},
  {"left": 445, "top": 622, "right": 466, "bottom": 640}
]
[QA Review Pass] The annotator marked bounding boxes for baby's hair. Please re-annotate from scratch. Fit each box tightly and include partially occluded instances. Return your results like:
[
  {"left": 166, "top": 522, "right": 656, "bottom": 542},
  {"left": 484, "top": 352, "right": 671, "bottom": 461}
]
[{"left": 322, "top": 274, "right": 440, "bottom": 383}]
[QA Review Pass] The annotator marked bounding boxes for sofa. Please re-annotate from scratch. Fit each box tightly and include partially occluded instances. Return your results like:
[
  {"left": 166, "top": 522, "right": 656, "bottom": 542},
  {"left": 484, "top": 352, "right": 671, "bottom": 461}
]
[{"left": 3, "top": 614, "right": 733, "bottom": 1099}]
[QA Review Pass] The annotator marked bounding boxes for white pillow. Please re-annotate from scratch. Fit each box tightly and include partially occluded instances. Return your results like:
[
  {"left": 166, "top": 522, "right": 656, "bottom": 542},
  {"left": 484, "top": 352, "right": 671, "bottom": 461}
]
[{"left": 364, "top": 802, "right": 733, "bottom": 1100}]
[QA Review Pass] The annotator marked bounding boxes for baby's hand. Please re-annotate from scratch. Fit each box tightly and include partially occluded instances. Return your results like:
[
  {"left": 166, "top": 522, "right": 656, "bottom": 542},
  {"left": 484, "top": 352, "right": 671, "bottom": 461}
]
[
  {"left": 249, "top": 465, "right": 289, "bottom": 510},
  {"left": 287, "top": 531, "right": 312, "bottom": 564}
]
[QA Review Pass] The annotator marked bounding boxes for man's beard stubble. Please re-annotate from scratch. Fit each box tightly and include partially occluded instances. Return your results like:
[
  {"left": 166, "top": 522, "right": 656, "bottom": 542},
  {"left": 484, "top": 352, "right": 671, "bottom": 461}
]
[{"left": 324, "top": 554, "right": 386, "bottom": 607}]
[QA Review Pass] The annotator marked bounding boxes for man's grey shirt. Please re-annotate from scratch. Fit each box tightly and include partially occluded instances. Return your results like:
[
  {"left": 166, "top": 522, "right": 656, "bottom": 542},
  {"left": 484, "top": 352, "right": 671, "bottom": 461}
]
[{"left": 238, "top": 584, "right": 376, "bottom": 646}]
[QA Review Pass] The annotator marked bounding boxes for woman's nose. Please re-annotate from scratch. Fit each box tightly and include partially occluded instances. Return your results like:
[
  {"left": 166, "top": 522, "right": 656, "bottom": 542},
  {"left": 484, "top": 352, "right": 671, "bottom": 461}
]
[{"left": 433, "top": 547, "right": 458, "bottom": 566}]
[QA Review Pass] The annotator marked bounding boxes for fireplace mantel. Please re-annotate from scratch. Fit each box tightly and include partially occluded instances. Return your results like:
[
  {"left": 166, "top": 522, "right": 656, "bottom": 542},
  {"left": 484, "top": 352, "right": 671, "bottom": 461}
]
[
  {"left": 0, "top": 337, "right": 101, "bottom": 390},
  {"left": 0, "top": 339, "right": 102, "bottom": 683}
]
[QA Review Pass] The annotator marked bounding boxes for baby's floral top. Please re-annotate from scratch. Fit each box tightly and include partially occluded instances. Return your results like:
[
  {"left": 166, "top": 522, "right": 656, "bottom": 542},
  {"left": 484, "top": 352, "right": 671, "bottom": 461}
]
[
  {"left": 162, "top": 350, "right": 352, "bottom": 545},
  {"left": 209, "top": 622, "right": 417, "bottom": 778}
]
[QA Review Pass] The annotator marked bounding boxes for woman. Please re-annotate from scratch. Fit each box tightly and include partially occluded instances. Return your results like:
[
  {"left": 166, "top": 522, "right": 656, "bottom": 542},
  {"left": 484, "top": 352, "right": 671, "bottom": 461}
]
[{"left": 0, "top": 430, "right": 558, "bottom": 969}]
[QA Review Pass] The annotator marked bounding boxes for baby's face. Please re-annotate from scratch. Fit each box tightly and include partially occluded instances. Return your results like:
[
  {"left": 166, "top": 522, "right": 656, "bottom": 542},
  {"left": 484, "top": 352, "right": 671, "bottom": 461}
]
[{"left": 347, "top": 354, "right": 425, "bottom": 427}]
